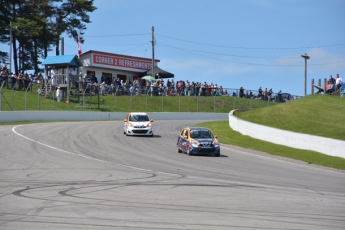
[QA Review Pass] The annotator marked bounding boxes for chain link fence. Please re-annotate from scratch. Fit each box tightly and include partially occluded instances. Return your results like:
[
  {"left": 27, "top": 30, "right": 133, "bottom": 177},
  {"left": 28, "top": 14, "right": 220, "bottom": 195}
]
[{"left": 0, "top": 78, "right": 303, "bottom": 112}]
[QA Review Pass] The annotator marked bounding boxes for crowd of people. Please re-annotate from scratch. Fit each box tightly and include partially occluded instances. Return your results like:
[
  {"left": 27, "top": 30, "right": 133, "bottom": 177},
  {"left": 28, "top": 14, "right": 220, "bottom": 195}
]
[
  {"left": 0, "top": 66, "right": 288, "bottom": 102},
  {"left": 0, "top": 65, "right": 293, "bottom": 103},
  {"left": 237, "top": 86, "right": 288, "bottom": 102},
  {"left": 93, "top": 78, "right": 231, "bottom": 97},
  {"left": 0, "top": 65, "right": 44, "bottom": 90},
  {"left": 323, "top": 74, "right": 343, "bottom": 95},
  {"left": 4, "top": 63, "right": 341, "bottom": 101}
]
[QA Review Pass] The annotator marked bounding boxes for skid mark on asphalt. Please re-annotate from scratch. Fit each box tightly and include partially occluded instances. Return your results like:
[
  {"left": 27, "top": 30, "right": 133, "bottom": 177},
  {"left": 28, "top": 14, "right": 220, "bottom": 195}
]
[{"left": 12, "top": 125, "right": 343, "bottom": 192}]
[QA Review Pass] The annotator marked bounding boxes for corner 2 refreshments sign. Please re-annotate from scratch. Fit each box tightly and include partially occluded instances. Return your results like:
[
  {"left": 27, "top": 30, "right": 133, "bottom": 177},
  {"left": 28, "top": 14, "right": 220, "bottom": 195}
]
[{"left": 93, "top": 54, "right": 152, "bottom": 71}]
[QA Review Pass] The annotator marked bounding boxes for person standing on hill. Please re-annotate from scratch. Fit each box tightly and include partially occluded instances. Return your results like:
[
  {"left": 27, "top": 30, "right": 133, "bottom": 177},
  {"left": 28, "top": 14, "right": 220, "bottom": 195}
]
[
  {"left": 329, "top": 74, "right": 336, "bottom": 85},
  {"left": 277, "top": 90, "right": 282, "bottom": 102},
  {"left": 56, "top": 87, "right": 62, "bottom": 102},
  {"left": 335, "top": 74, "right": 343, "bottom": 90},
  {"left": 268, "top": 88, "right": 273, "bottom": 101},
  {"left": 239, "top": 87, "right": 245, "bottom": 98}
]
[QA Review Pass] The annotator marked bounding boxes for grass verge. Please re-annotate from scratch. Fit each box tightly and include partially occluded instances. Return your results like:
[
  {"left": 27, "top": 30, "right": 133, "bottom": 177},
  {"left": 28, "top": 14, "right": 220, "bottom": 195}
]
[{"left": 198, "top": 120, "right": 345, "bottom": 170}]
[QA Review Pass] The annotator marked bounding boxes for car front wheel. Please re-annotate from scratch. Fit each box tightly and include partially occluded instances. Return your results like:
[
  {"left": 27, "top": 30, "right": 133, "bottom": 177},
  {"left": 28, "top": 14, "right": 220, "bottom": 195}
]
[{"left": 186, "top": 148, "right": 191, "bottom": 156}]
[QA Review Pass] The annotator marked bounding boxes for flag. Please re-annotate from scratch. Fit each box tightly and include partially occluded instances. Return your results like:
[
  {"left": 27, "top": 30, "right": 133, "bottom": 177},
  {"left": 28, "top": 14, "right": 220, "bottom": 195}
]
[{"left": 78, "top": 34, "right": 82, "bottom": 57}]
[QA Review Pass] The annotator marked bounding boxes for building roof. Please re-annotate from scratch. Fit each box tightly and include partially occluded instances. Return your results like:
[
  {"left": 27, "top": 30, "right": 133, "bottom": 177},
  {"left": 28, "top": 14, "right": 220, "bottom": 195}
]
[{"left": 42, "top": 55, "right": 82, "bottom": 67}]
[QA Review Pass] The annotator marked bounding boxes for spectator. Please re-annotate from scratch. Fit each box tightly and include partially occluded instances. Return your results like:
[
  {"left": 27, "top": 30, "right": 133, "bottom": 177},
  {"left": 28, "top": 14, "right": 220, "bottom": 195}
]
[
  {"left": 28, "top": 73, "right": 35, "bottom": 88},
  {"left": 91, "top": 75, "right": 98, "bottom": 84},
  {"left": 100, "top": 76, "right": 105, "bottom": 84},
  {"left": 70, "top": 68, "right": 77, "bottom": 76},
  {"left": 277, "top": 90, "right": 282, "bottom": 102},
  {"left": 100, "top": 81, "right": 107, "bottom": 95},
  {"left": 17, "top": 73, "right": 25, "bottom": 89},
  {"left": 258, "top": 86, "right": 263, "bottom": 99},
  {"left": 177, "top": 80, "right": 183, "bottom": 95},
  {"left": 329, "top": 74, "right": 336, "bottom": 85},
  {"left": 115, "top": 78, "right": 121, "bottom": 94},
  {"left": 186, "top": 80, "right": 191, "bottom": 96},
  {"left": 133, "top": 79, "right": 140, "bottom": 95},
  {"left": 264, "top": 88, "right": 268, "bottom": 100},
  {"left": 325, "top": 81, "right": 335, "bottom": 94},
  {"left": 23, "top": 73, "right": 31, "bottom": 89},
  {"left": 201, "top": 82, "right": 207, "bottom": 96},
  {"left": 129, "top": 83, "right": 134, "bottom": 96},
  {"left": 56, "top": 87, "right": 62, "bottom": 102},
  {"left": 239, "top": 87, "right": 245, "bottom": 98},
  {"left": 268, "top": 88, "right": 273, "bottom": 101},
  {"left": 207, "top": 83, "right": 212, "bottom": 96},
  {"left": 51, "top": 66, "right": 57, "bottom": 78},
  {"left": 189, "top": 81, "right": 195, "bottom": 96},
  {"left": 335, "top": 74, "right": 343, "bottom": 90}
]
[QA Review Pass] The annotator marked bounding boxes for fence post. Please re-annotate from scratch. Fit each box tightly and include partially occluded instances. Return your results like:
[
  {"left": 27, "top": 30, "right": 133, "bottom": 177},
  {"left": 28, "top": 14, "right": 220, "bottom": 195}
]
[
  {"left": 52, "top": 88, "right": 55, "bottom": 110},
  {"left": 161, "top": 92, "right": 164, "bottom": 112},
  {"left": 11, "top": 84, "right": 15, "bottom": 110},
  {"left": 82, "top": 90, "right": 85, "bottom": 110},
  {"left": 25, "top": 89, "right": 27, "bottom": 110},
  {"left": 324, "top": 78, "right": 327, "bottom": 94},
  {"left": 311, "top": 79, "right": 314, "bottom": 94},
  {"left": 233, "top": 96, "right": 236, "bottom": 109},
  {"left": 37, "top": 90, "right": 40, "bottom": 110},
  {"left": 196, "top": 95, "right": 198, "bottom": 112},
  {"left": 0, "top": 81, "right": 4, "bottom": 111},
  {"left": 114, "top": 93, "right": 116, "bottom": 109},
  {"left": 179, "top": 94, "right": 181, "bottom": 112},
  {"left": 130, "top": 94, "right": 132, "bottom": 112},
  {"left": 213, "top": 95, "right": 216, "bottom": 112}
]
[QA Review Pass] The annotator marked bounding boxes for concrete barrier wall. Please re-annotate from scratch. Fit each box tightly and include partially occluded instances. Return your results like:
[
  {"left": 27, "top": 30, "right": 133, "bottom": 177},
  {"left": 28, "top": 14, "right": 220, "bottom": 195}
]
[
  {"left": 228, "top": 110, "right": 345, "bottom": 158},
  {"left": 0, "top": 111, "right": 228, "bottom": 122}
]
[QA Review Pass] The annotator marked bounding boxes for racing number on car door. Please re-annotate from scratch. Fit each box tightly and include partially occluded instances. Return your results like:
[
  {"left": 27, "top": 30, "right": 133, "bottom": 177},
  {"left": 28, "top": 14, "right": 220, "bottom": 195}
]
[{"left": 181, "top": 129, "right": 189, "bottom": 152}]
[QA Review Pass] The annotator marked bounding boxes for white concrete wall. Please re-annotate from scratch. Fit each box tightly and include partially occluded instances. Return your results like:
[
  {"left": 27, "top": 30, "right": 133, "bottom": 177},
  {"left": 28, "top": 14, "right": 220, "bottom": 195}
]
[
  {"left": 228, "top": 110, "right": 345, "bottom": 158},
  {"left": 0, "top": 111, "right": 228, "bottom": 122}
]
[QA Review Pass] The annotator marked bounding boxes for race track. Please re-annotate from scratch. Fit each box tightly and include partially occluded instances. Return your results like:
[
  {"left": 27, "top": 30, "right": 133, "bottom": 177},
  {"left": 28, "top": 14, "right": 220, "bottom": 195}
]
[{"left": 0, "top": 120, "right": 344, "bottom": 230}]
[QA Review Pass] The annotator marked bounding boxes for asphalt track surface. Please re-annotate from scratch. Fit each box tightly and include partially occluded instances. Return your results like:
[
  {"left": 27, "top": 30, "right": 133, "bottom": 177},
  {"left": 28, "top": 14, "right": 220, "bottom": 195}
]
[{"left": 0, "top": 120, "right": 344, "bottom": 230}]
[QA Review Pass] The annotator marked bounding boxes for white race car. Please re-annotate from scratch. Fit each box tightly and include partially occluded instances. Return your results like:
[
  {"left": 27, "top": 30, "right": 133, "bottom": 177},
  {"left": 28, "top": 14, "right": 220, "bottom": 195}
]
[{"left": 123, "top": 112, "right": 154, "bottom": 137}]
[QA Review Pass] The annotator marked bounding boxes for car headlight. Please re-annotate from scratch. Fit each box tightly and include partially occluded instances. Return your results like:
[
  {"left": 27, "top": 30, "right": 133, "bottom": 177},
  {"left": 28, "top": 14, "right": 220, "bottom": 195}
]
[
  {"left": 213, "top": 139, "right": 220, "bottom": 147},
  {"left": 190, "top": 140, "right": 199, "bottom": 147}
]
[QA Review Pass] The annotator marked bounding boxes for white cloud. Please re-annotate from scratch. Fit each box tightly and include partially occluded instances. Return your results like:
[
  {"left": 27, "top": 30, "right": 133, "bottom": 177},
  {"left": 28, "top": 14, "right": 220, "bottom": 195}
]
[{"left": 307, "top": 48, "right": 345, "bottom": 72}]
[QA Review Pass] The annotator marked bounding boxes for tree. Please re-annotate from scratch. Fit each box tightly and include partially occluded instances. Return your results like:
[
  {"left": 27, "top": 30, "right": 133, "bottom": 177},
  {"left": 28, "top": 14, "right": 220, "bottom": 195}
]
[
  {"left": 0, "top": 0, "right": 97, "bottom": 74},
  {"left": 49, "top": 0, "right": 97, "bottom": 55}
]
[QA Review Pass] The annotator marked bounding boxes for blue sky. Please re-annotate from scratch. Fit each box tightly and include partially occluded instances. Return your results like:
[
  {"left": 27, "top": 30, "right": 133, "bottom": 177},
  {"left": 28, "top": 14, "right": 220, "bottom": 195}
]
[{"left": 2, "top": 0, "right": 345, "bottom": 96}]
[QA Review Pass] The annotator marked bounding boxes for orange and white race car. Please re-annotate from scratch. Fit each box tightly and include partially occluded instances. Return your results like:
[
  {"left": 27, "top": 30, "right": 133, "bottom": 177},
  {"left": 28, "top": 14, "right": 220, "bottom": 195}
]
[
  {"left": 123, "top": 112, "right": 154, "bottom": 137},
  {"left": 177, "top": 127, "right": 220, "bottom": 157}
]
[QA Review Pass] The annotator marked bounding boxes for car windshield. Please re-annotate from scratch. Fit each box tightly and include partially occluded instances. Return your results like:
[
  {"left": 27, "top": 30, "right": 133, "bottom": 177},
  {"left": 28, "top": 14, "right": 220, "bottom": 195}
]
[
  {"left": 129, "top": 115, "right": 149, "bottom": 122},
  {"left": 190, "top": 130, "right": 213, "bottom": 138}
]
